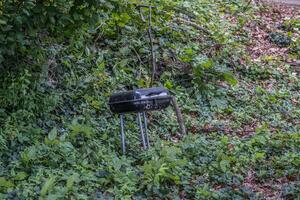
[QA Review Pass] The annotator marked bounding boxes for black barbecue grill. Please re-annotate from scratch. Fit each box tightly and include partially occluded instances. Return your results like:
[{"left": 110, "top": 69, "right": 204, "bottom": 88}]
[{"left": 109, "top": 87, "right": 172, "bottom": 154}]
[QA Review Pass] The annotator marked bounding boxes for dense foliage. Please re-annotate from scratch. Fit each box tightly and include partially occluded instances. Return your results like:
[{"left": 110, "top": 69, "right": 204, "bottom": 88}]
[{"left": 0, "top": 0, "right": 299, "bottom": 199}]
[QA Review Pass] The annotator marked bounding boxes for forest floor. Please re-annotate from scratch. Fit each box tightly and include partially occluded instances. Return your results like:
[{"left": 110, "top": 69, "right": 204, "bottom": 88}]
[
  {"left": 247, "top": 2, "right": 299, "bottom": 62},
  {"left": 265, "top": 0, "right": 300, "bottom": 6},
  {"left": 0, "top": 1, "right": 299, "bottom": 199},
  {"left": 185, "top": 2, "right": 300, "bottom": 199},
  {"left": 222, "top": 3, "right": 300, "bottom": 198}
]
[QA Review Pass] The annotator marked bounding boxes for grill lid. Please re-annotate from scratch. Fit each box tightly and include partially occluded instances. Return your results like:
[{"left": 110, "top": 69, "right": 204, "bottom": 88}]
[{"left": 109, "top": 87, "right": 171, "bottom": 113}]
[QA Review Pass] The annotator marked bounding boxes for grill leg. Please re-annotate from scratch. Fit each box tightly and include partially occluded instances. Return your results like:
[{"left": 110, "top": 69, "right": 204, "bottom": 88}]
[
  {"left": 120, "top": 114, "right": 126, "bottom": 155},
  {"left": 138, "top": 112, "right": 147, "bottom": 150},
  {"left": 143, "top": 112, "right": 150, "bottom": 149}
]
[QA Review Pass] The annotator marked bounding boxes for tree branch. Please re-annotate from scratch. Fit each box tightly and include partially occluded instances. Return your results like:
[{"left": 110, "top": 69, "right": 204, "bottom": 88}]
[
  {"left": 174, "top": 18, "right": 210, "bottom": 35},
  {"left": 171, "top": 96, "right": 187, "bottom": 136},
  {"left": 147, "top": 6, "right": 156, "bottom": 86}
]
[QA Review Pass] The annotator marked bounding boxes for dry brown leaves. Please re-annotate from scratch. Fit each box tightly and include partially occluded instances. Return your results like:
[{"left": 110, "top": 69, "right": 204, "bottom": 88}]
[
  {"left": 246, "top": 2, "right": 300, "bottom": 62},
  {"left": 242, "top": 169, "right": 299, "bottom": 200}
]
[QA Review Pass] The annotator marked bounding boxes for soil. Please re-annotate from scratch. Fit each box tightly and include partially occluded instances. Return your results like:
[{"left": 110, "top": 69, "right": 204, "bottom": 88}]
[{"left": 264, "top": 0, "right": 300, "bottom": 6}]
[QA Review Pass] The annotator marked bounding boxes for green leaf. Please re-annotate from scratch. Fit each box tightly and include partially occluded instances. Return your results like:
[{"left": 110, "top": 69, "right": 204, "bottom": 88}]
[
  {"left": 255, "top": 152, "right": 265, "bottom": 160},
  {"left": 41, "top": 176, "right": 56, "bottom": 197},
  {"left": 202, "top": 59, "right": 213, "bottom": 69},
  {"left": 0, "top": 19, "right": 7, "bottom": 25},
  {"left": 164, "top": 81, "right": 173, "bottom": 89},
  {"left": 0, "top": 177, "right": 14, "bottom": 189},
  {"left": 223, "top": 72, "right": 238, "bottom": 86},
  {"left": 13, "top": 172, "right": 28, "bottom": 181},
  {"left": 48, "top": 127, "right": 57, "bottom": 141},
  {"left": 221, "top": 136, "right": 229, "bottom": 144},
  {"left": 220, "top": 160, "right": 230, "bottom": 172},
  {"left": 66, "top": 173, "right": 79, "bottom": 191},
  {"left": 184, "top": 48, "right": 194, "bottom": 56}
]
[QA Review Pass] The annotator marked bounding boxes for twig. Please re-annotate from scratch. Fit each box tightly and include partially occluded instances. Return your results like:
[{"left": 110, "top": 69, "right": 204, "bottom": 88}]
[
  {"left": 147, "top": 6, "right": 156, "bottom": 86},
  {"left": 233, "top": 0, "right": 252, "bottom": 15},
  {"left": 94, "top": 23, "right": 104, "bottom": 43},
  {"left": 243, "top": 0, "right": 253, "bottom": 12},
  {"left": 132, "top": 47, "right": 143, "bottom": 66},
  {"left": 171, "top": 96, "right": 187, "bottom": 136},
  {"left": 174, "top": 18, "right": 210, "bottom": 35},
  {"left": 287, "top": 60, "right": 300, "bottom": 66},
  {"left": 138, "top": 7, "right": 146, "bottom": 22},
  {"left": 131, "top": 47, "right": 144, "bottom": 78},
  {"left": 138, "top": 5, "right": 157, "bottom": 86},
  {"left": 136, "top": 4, "right": 156, "bottom": 9}
]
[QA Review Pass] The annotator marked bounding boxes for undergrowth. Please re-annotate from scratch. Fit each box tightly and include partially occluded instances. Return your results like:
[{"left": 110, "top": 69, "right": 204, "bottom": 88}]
[{"left": 0, "top": 0, "right": 299, "bottom": 199}]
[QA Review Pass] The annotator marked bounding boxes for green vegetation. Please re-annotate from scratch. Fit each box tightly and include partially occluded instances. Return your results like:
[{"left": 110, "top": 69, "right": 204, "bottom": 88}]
[{"left": 0, "top": 0, "right": 299, "bottom": 199}]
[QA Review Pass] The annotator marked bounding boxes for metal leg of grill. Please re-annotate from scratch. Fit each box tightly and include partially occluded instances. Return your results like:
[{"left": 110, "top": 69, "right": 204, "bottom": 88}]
[
  {"left": 138, "top": 112, "right": 147, "bottom": 150},
  {"left": 120, "top": 114, "right": 126, "bottom": 155},
  {"left": 143, "top": 112, "right": 150, "bottom": 149}
]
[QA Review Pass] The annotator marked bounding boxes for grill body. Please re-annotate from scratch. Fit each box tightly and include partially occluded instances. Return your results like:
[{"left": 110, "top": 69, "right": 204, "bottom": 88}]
[{"left": 108, "top": 87, "right": 172, "bottom": 154}]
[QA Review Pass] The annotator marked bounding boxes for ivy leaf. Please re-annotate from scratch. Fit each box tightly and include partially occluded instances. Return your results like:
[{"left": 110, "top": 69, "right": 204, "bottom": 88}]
[
  {"left": 48, "top": 127, "right": 57, "bottom": 141},
  {"left": 220, "top": 160, "right": 230, "bottom": 172},
  {"left": 41, "top": 176, "right": 56, "bottom": 197},
  {"left": 66, "top": 173, "right": 79, "bottom": 191},
  {"left": 202, "top": 59, "right": 213, "bottom": 69},
  {"left": 223, "top": 72, "right": 238, "bottom": 86},
  {"left": 13, "top": 172, "right": 28, "bottom": 181},
  {"left": 0, "top": 19, "right": 7, "bottom": 25},
  {"left": 255, "top": 152, "right": 265, "bottom": 160},
  {"left": 164, "top": 81, "right": 173, "bottom": 89},
  {"left": 0, "top": 177, "right": 14, "bottom": 189}
]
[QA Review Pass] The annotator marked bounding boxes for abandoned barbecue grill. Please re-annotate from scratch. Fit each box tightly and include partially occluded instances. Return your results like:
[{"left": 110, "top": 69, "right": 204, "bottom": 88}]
[
  {"left": 108, "top": 5, "right": 186, "bottom": 155},
  {"left": 109, "top": 87, "right": 172, "bottom": 154}
]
